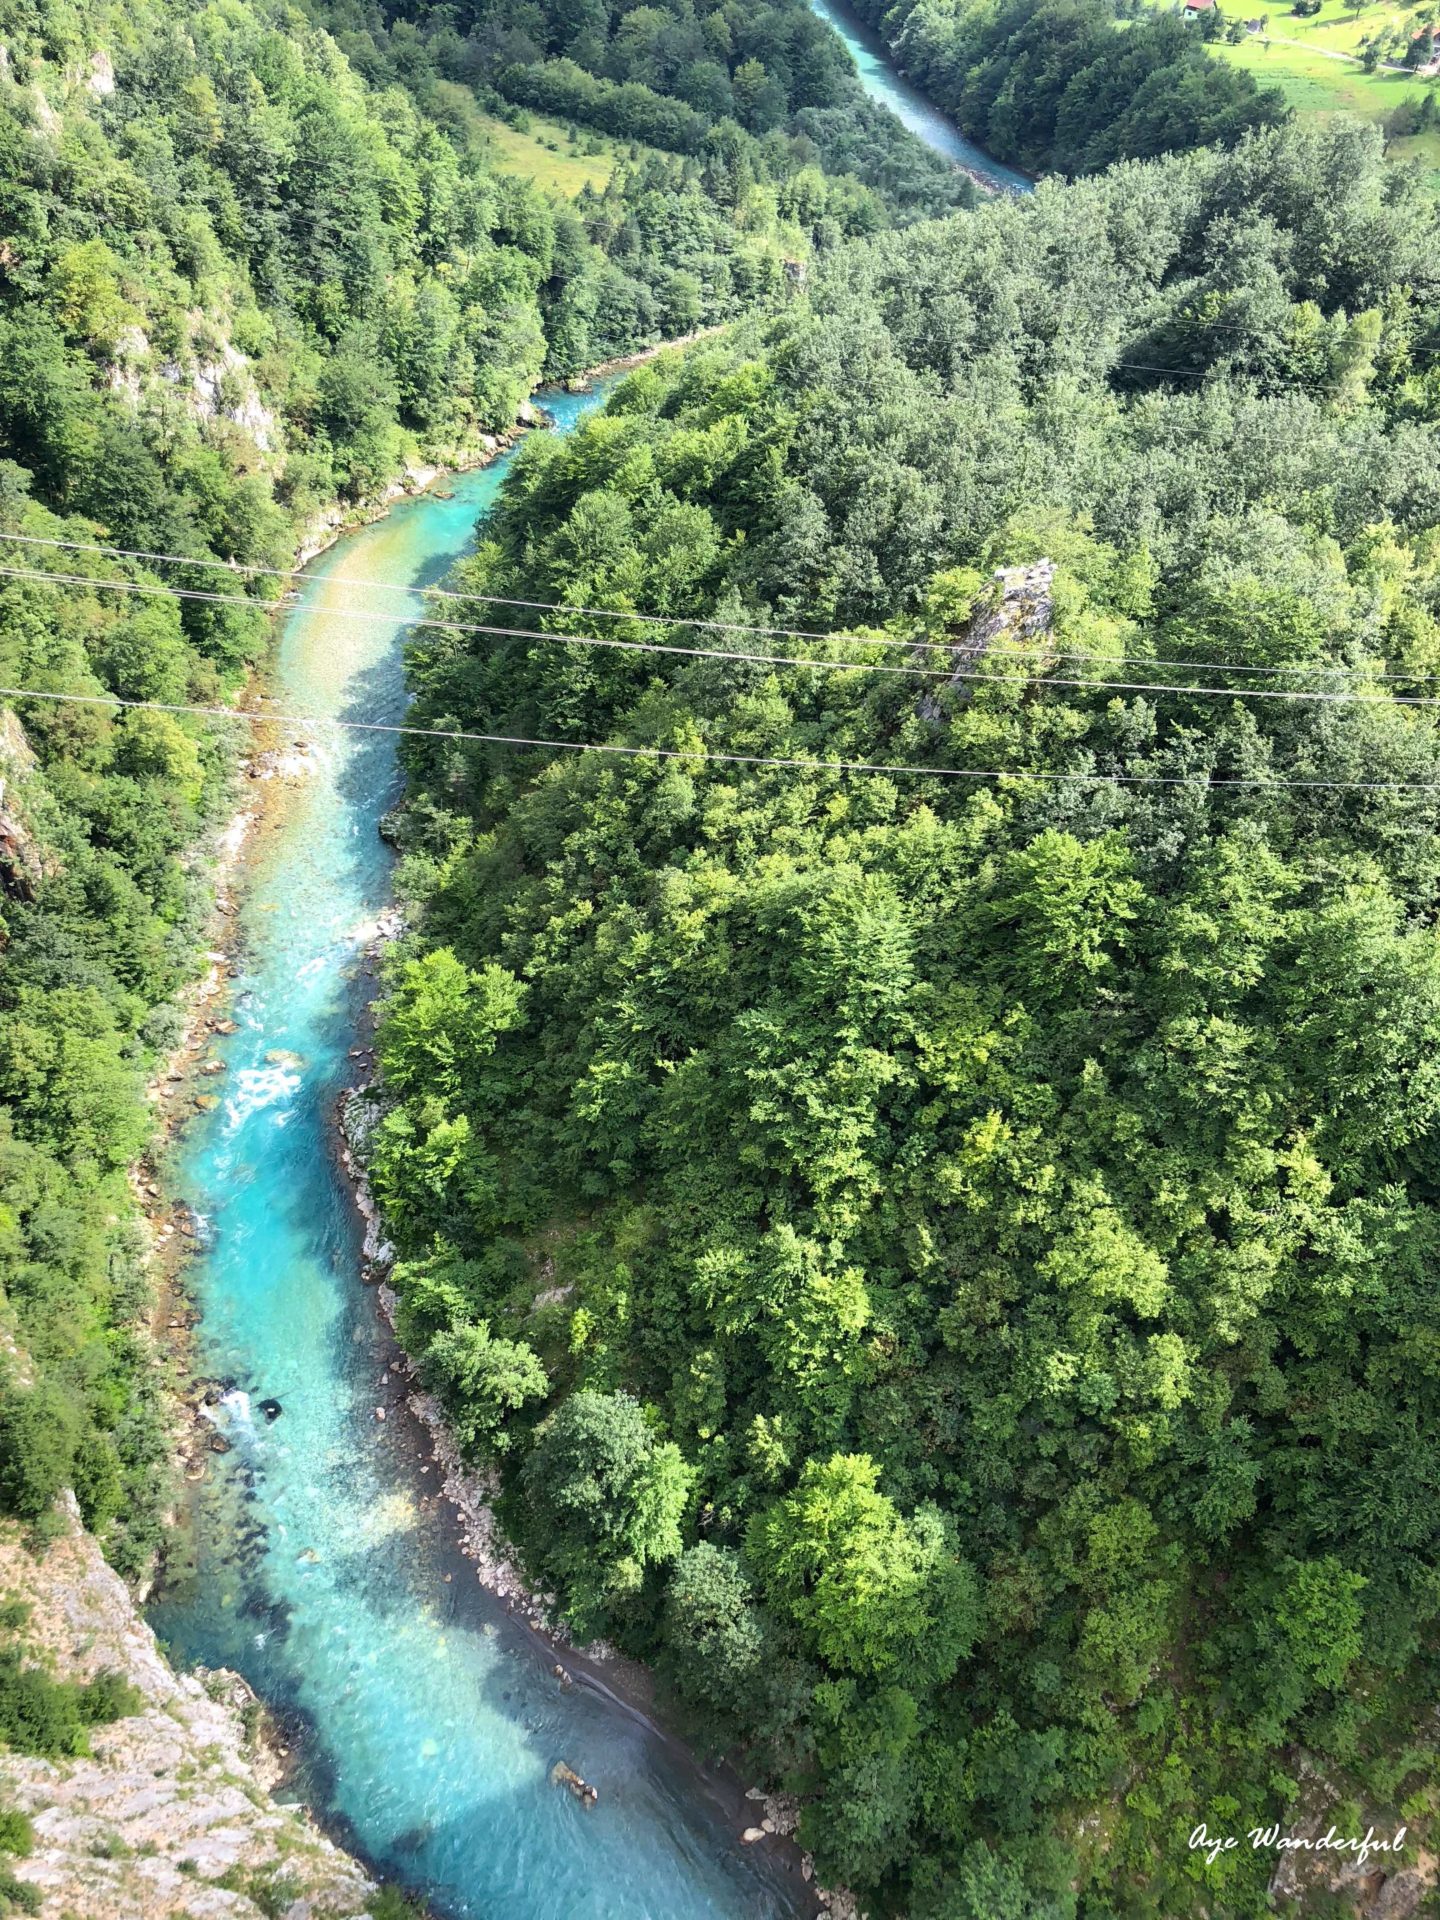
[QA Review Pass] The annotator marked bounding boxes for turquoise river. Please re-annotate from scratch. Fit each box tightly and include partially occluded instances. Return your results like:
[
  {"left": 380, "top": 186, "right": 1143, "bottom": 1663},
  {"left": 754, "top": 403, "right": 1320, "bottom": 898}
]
[
  {"left": 808, "top": 0, "right": 1034, "bottom": 194},
  {"left": 148, "top": 7, "right": 1030, "bottom": 1907},
  {"left": 149, "top": 381, "right": 803, "bottom": 1920}
]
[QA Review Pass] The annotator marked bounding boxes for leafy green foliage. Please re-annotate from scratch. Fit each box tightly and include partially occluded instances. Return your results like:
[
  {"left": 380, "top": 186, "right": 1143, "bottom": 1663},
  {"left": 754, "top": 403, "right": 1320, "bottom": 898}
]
[
  {"left": 847, "top": 0, "right": 1288, "bottom": 175},
  {"left": 748, "top": 1455, "right": 978, "bottom": 1683},
  {"left": 366, "top": 1889, "right": 426, "bottom": 1920},
  {"left": 0, "top": 1869, "right": 40, "bottom": 1917},
  {"left": 372, "top": 118, "right": 1440, "bottom": 1916},
  {"left": 515, "top": 1389, "right": 693, "bottom": 1630},
  {"left": 0, "top": 1647, "right": 139, "bottom": 1758},
  {"left": 0, "top": 1808, "right": 34, "bottom": 1856},
  {"left": 661, "top": 1542, "right": 766, "bottom": 1721},
  {"left": 0, "top": 1386, "right": 80, "bottom": 1523},
  {"left": 327, "top": 0, "right": 972, "bottom": 220},
  {"left": 424, "top": 1319, "right": 548, "bottom": 1457},
  {"left": 0, "top": 0, "right": 952, "bottom": 1577}
]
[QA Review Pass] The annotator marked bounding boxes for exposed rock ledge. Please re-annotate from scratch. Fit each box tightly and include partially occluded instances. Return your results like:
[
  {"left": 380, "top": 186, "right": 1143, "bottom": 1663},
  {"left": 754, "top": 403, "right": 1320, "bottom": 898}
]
[
  {"left": 0, "top": 1498, "right": 378, "bottom": 1919},
  {"left": 917, "top": 558, "right": 1056, "bottom": 722}
]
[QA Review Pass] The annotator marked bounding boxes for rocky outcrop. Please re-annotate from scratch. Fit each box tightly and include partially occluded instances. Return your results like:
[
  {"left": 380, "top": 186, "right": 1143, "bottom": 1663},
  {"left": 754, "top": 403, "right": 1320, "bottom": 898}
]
[
  {"left": 952, "top": 559, "right": 1055, "bottom": 668},
  {"left": 1265, "top": 1777, "right": 1436, "bottom": 1920},
  {"left": 0, "top": 706, "right": 38, "bottom": 779},
  {"left": 0, "top": 707, "right": 48, "bottom": 901},
  {"left": 918, "top": 558, "right": 1056, "bottom": 720},
  {"left": 188, "top": 341, "right": 278, "bottom": 452},
  {"left": 0, "top": 1500, "right": 379, "bottom": 1920},
  {"left": 0, "top": 797, "right": 44, "bottom": 901},
  {"left": 338, "top": 1087, "right": 396, "bottom": 1273}
]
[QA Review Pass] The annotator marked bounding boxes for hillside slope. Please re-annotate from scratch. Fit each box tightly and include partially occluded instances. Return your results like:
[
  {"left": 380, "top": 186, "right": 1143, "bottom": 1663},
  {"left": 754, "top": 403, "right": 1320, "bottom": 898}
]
[
  {"left": 368, "top": 118, "right": 1440, "bottom": 1918},
  {"left": 1, "top": 1500, "right": 378, "bottom": 1918}
]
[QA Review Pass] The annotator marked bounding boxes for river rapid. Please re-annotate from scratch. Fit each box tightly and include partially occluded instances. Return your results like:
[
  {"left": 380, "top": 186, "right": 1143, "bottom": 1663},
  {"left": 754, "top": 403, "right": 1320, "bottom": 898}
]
[{"left": 148, "top": 382, "right": 801, "bottom": 1920}]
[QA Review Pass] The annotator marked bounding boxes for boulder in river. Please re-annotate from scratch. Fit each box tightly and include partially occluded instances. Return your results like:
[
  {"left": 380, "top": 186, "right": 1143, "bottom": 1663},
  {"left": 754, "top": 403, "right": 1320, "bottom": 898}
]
[{"left": 550, "top": 1762, "right": 598, "bottom": 1807}]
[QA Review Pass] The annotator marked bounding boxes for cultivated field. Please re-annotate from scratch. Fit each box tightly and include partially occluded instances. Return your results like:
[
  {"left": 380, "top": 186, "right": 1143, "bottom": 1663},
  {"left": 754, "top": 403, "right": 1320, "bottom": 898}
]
[{"left": 1151, "top": 0, "right": 1440, "bottom": 187}]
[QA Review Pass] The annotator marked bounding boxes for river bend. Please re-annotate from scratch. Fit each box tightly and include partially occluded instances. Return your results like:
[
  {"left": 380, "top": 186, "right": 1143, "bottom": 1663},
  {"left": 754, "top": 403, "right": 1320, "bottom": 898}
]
[
  {"left": 808, "top": 0, "right": 1034, "bottom": 193},
  {"left": 149, "top": 383, "right": 800, "bottom": 1920}
]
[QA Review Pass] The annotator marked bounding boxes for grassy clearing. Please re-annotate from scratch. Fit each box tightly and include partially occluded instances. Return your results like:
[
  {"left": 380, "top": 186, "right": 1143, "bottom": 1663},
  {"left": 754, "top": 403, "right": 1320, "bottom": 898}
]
[
  {"left": 1228, "top": 0, "right": 1405, "bottom": 56},
  {"left": 1212, "top": 34, "right": 1440, "bottom": 181},
  {"left": 432, "top": 81, "right": 620, "bottom": 195},
  {"left": 1142, "top": 0, "right": 1440, "bottom": 186}
]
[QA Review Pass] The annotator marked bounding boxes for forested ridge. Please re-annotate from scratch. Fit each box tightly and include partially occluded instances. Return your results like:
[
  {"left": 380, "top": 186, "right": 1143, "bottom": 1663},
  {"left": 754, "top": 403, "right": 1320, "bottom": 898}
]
[
  {"left": 323, "top": 0, "right": 972, "bottom": 215},
  {"left": 845, "top": 0, "right": 1287, "bottom": 176},
  {"left": 371, "top": 121, "right": 1440, "bottom": 1916},
  {"left": 325, "top": 0, "right": 1292, "bottom": 189},
  {"left": 0, "top": 0, "right": 942, "bottom": 1576},
  {"left": 3, "top": 0, "right": 1440, "bottom": 1908}
]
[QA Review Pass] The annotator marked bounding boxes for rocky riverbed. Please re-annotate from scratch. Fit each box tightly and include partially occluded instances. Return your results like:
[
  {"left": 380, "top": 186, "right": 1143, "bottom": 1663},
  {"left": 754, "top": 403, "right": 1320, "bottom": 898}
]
[{"left": 0, "top": 1500, "right": 378, "bottom": 1919}]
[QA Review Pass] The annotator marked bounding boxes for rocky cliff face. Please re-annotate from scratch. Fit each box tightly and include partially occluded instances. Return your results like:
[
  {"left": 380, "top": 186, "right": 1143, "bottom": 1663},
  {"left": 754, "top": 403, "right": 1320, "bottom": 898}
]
[
  {"left": 0, "top": 708, "right": 48, "bottom": 903},
  {"left": 916, "top": 559, "right": 1056, "bottom": 722},
  {"left": 0, "top": 1500, "right": 378, "bottom": 1920}
]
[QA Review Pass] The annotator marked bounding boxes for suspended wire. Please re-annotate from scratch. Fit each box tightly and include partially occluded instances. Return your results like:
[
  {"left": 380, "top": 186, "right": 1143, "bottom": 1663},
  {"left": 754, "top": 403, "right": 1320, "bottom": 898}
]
[
  {"left": 5, "top": 544, "right": 1440, "bottom": 695},
  {"left": 1, "top": 682, "right": 1438, "bottom": 793},
  {"left": 0, "top": 562, "right": 968, "bottom": 684},
  {"left": 1, "top": 529, "right": 859, "bottom": 643},
  {"left": 5, "top": 558, "right": 1440, "bottom": 710}
]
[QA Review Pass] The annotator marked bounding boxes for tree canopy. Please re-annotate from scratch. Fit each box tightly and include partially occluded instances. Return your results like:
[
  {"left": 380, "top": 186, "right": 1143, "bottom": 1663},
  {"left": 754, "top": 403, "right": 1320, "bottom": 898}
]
[
  {"left": 370, "top": 119, "right": 1440, "bottom": 1915},
  {"left": 846, "top": 0, "right": 1288, "bottom": 176},
  {"left": 0, "top": 0, "right": 950, "bottom": 1574}
]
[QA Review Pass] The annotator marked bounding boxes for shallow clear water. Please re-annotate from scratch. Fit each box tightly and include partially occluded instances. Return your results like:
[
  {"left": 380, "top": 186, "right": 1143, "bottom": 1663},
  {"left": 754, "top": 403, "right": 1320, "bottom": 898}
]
[
  {"left": 808, "top": 0, "right": 1034, "bottom": 194},
  {"left": 148, "top": 383, "right": 802, "bottom": 1920}
]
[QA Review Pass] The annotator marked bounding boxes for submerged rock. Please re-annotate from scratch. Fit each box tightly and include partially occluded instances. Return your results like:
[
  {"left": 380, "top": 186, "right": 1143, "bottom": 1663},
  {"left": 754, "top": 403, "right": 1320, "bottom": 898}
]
[{"left": 550, "top": 1761, "right": 598, "bottom": 1807}]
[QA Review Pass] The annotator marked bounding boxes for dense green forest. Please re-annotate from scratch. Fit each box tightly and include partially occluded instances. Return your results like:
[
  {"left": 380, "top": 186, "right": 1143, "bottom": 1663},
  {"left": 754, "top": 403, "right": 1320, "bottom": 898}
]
[
  {"left": 324, "top": 0, "right": 1292, "bottom": 189},
  {"left": 0, "top": 0, "right": 948, "bottom": 1575},
  {"left": 846, "top": 0, "right": 1287, "bottom": 175},
  {"left": 0, "top": 0, "right": 933, "bottom": 461},
  {"left": 321, "top": 0, "right": 973, "bottom": 214},
  {"left": 372, "top": 120, "right": 1440, "bottom": 1916},
  {"left": 3, "top": 0, "right": 1439, "bottom": 1907}
]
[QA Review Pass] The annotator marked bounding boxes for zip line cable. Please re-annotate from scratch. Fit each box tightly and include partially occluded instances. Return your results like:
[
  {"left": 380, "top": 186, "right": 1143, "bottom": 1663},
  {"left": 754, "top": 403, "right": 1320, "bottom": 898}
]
[
  {"left": 2, "top": 541, "right": 1440, "bottom": 691},
  {"left": 3, "top": 529, "right": 999, "bottom": 653},
  {"left": 0, "top": 563, "right": 986, "bottom": 684},
  {"left": 6, "top": 558, "right": 1440, "bottom": 710},
  {"left": 0, "top": 530, "right": 963, "bottom": 655},
  {"left": 2, "top": 682, "right": 1440, "bottom": 793},
  {"left": 0, "top": 521, "right": 1410, "bottom": 678}
]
